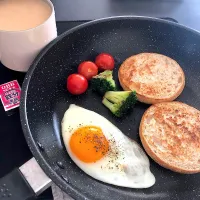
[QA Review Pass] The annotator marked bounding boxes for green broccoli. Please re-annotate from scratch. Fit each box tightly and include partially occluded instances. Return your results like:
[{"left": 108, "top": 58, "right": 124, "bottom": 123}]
[
  {"left": 102, "top": 91, "right": 137, "bottom": 117},
  {"left": 90, "top": 70, "right": 116, "bottom": 95}
]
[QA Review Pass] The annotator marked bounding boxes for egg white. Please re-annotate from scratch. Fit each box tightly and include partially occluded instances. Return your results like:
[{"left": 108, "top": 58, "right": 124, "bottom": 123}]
[{"left": 61, "top": 104, "right": 155, "bottom": 188}]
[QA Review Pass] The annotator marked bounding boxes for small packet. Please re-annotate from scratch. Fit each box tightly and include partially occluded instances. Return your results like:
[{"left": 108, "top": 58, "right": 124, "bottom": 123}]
[{"left": 0, "top": 80, "right": 21, "bottom": 115}]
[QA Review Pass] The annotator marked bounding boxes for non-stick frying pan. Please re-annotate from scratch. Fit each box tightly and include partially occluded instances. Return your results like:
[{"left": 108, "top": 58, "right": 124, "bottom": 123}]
[{"left": 1, "top": 16, "right": 200, "bottom": 200}]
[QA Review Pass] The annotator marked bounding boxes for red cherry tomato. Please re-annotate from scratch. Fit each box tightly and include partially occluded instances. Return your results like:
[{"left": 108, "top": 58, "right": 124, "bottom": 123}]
[
  {"left": 78, "top": 61, "right": 98, "bottom": 80},
  {"left": 95, "top": 53, "right": 115, "bottom": 71},
  {"left": 67, "top": 74, "right": 88, "bottom": 95}
]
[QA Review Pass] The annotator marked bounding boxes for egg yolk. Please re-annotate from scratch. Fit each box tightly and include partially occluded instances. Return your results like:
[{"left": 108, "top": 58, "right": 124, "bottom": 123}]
[{"left": 69, "top": 126, "right": 109, "bottom": 163}]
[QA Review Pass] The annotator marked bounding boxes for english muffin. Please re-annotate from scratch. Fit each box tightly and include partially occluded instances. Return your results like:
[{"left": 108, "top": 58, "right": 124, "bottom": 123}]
[
  {"left": 118, "top": 53, "right": 185, "bottom": 104},
  {"left": 139, "top": 101, "right": 200, "bottom": 174}
]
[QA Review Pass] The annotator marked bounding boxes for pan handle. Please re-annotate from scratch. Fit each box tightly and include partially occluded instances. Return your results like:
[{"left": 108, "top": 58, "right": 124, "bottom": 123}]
[{"left": 0, "top": 158, "right": 52, "bottom": 200}]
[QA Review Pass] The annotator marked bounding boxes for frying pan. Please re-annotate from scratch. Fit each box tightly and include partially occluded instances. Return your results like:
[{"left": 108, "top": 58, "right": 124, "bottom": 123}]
[{"left": 1, "top": 16, "right": 200, "bottom": 200}]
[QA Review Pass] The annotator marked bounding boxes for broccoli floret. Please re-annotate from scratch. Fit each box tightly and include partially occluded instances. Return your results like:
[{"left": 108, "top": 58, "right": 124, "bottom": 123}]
[
  {"left": 90, "top": 70, "right": 117, "bottom": 95},
  {"left": 102, "top": 91, "right": 137, "bottom": 117}
]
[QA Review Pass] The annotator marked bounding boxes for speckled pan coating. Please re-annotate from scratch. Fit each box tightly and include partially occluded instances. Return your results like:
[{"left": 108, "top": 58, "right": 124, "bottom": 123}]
[{"left": 20, "top": 16, "right": 200, "bottom": 200}]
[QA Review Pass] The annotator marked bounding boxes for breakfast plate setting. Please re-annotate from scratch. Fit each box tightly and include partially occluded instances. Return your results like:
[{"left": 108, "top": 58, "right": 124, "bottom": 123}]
[{"left": 1, "top": 16, "right": 200, "bottom": 200}]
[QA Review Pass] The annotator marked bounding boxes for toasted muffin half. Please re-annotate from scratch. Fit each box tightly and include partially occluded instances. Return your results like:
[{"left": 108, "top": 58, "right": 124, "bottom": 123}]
[
  {"left": 118, "top": 53, "right": 185, "bottom": 104},
  {"left": 139, "top": 101, "right": 200, "bottom": 174}
]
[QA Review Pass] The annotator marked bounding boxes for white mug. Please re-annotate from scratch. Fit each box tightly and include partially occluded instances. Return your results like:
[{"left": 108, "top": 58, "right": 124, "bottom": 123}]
[{"left": 0, "top": 0, "right": 57, "bottom": 72}]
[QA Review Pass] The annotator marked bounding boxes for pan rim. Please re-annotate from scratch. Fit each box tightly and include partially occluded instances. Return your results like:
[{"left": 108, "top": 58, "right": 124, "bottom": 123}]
[{"left": 19, "top": 15, "right": 200, "bottom": 199}]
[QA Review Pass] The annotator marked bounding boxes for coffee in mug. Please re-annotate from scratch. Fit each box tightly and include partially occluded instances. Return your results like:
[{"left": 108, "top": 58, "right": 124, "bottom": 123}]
[
  {"left": 0, "top": 0, "right": 57, "bottom": 72},
  {"left": 0, "top": 0, "right": 52, "bottom": 31}
]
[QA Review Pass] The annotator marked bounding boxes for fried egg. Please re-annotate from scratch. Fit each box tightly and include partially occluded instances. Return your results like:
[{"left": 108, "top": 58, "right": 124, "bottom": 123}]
[{"left": 61, "top": 104, "right": 155, "bottom": 188}]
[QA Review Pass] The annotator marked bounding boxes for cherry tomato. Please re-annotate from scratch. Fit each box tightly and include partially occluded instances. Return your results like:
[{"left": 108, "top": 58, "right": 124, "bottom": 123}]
[
  {"left": 67, "top": 74, "right": 88, "bottom": 95},
  {"left": 95, "top": 53, "right": 115, "bottom": 71},
  {"left": 78, "top": 61, "right": 98, "bottom": 80}
]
